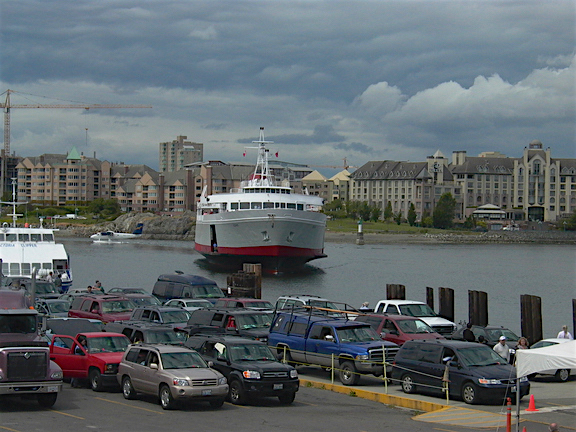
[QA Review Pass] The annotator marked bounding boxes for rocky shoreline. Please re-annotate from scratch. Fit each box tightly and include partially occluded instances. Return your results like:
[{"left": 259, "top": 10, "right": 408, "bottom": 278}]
[{"left": 53, "top": 212, "right": 576, "bottom": 245}]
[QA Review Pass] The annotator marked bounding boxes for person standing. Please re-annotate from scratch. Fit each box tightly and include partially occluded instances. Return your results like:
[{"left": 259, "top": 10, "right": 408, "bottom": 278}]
[
  {"left": 515, "top": 337, "right": 529, "bottom": 350},
  {"left": 463, "top": 323, "right": 475, "bottom": 342},
  {"left": 54, "top": 273, "right": 63, "bottom": 293},
  {"left": 94, "top": 280, "right": 104, "bottom": 293},
  {"left": 557, "top": 325, "right": 573, "bottom": 340},
  {"left": 493, "top": 336, "right": 510, "bottom": 362},
  {"left": 46, "top": 271, "right": 54, "bottom": 283}
]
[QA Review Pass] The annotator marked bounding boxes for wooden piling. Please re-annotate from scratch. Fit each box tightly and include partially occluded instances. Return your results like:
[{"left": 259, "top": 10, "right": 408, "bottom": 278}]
[
  {"left": 426, "top": 287, "right": 434, "bottom": 311},
  {"left": 226, "top": 263, "right": 262, "bottom": 298},
  {"left": 386, "top": 284, "right": 405, "bottom": 300},
  {"left": 438, "top": 287, "right": 454, "bottom": 322},
  {"left": 468, "top": 290, "right": 488, "bottom": 326},
  {"left": 520, "top": 295, "right": 543, "bottom": 345}
]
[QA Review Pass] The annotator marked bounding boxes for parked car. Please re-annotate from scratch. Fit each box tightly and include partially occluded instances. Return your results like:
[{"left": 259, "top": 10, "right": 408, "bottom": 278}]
[
  {"left": 117, "top": 343, "right": 228, "bottom": 409},
  {"left": 528, "top": 338, "right": 574, "bottom": 382},
  {"left": 184, "top": 308, "right": 273, "bottom": 342},
  {"left": 275, "top": 295, "right": 357, "bottom": 318},
  {"left": 4, "top": 277, "right": 61, "bottom": 299},
  {"left": 128, "top": 306, "right": 191, "bottom": 329},
  {"left": 451, "top": 325, "right": 519, "bottom": 363},
  {"left": 105, "top": 321, "right": 187, "bottom": 345},
  {"left": 186, "top": 334, "right": 299, "bottom": 405},
  {"left": 391, "top": 339, "right": 530, "bottom": 404},
  {"left": 164, "top": 298, "right": 214, "bottom": 312},
  {"left": 35, "top": 298, "right": 71, "bottom": 318},
  {"left": 355, "top": 313, "right": 444, "bottom": 346},
  {"left": 107, "top": 288, "right": 162, "bottom": 306},
  {"left": 373, "top": 300, "right": 457, "bottom": 336},
  {"left": 68, "top": 295, "right": 135, "bottom": 323},
  {"left": 49, "top": 332, "right": 130, "bottom": 391},
  {"left": 152, "top": 273, "right": 225, "bottom": 303},
  {"left": 213, "top": 297, "right": 274, "bottom": 311}
]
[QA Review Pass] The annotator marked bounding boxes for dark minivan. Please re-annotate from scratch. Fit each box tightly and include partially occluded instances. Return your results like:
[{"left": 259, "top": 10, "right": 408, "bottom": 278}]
[
  {"left": 391, "top": 340, "right": 530, "bottom": 404},
  {"left": 152, "top": 273, "right": 225, "bottom": 303}
]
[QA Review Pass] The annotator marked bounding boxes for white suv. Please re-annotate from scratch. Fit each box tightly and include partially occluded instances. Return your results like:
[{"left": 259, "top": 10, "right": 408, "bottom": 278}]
[
  {"left": 374, "top": 300, "right": 456, "bottom": 336},
  {"left": 275, "top": 295, "right": 338, "bottom": 311}
]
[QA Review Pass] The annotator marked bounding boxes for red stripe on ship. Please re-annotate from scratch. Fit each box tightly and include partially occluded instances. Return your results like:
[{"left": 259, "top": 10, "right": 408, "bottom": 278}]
[{"left": 195, "top": 243, "right": 324, "bottom": 258}]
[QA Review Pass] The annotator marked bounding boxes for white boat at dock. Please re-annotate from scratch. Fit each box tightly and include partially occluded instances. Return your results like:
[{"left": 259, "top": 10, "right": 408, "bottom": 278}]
[{"left": 90, "top": 223, "right": 144, "bottom": 241}]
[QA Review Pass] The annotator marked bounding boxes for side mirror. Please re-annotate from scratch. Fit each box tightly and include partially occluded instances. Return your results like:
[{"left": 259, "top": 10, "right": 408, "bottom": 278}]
[
  {"left": 150, "top": 363, "right": 159, "bottom": 370},
  {"left": 207, "top": 361, "right": 214, "bottom": 368},
  {"left": 324, "top": 334, "right": 335, "bottom": 342}
]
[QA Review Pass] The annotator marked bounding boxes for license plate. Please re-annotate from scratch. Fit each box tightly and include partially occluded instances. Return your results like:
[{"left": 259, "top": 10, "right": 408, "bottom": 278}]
[
  {"left": 511, "top": 386, "right": 517, "bottom": 392},
  {"left": 47, "top": 386, "right": 59, "bottom": 393},
  {"left": 202, "top": 389, "right": 212, "bottom": 396},
  {"left": 273, "top": 384, "right": 283, "bottom": 390}
]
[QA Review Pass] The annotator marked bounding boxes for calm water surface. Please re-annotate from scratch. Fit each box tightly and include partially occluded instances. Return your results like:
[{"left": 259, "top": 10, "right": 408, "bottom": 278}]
[{"left": 62, "top": 238, "right": 576, "bottom": 338}]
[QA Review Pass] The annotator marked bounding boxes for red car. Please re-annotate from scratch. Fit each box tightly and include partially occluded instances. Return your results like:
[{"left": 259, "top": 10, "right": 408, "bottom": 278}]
[
  {"left": 68, "top": 295, "right": 134, "bottom": 323},
  {"left": 355, "top": 313, "right": 444, "bottom": 346},
  {"left": 49, "top": 332, "right": 130, "bottom": 391}
]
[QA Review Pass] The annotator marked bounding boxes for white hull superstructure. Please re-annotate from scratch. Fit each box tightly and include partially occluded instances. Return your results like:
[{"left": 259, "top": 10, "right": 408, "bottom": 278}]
[
  {"left": 0, "top": 180, "right": 72, "bottom": 288},
  {"left": 194, "top": 128, "right": 327, "bottom": 273}
]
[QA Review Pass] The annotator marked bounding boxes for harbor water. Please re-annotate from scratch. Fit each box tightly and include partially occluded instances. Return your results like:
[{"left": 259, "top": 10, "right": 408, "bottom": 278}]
[{"left": 62, "top": 237, "right": 576, "bottom": 339}]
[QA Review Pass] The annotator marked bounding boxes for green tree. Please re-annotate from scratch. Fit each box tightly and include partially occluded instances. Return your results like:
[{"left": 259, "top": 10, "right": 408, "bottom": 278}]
[
  {"left": 88, "top": 198, "right": 120, "bottom": 219},
  {"left": 433, "top": 192, "right": 456, "bottom": 229},
  {"left": 383, "top": 201, "right": 393, "bottom": 221},
  {"left": 323, "top": 199, "right": 346, "bottom": 219},
  {"left": 561, "top": 210, "right": 576, "bottom": 231},
  {"left": 370, "top": 206, "right": 382, "bottom": 222},
  {"left": 394, "top": 211, "right": 402, "bottom": 225},
  {"left": 358, "top": 202, "right": 371, "bottom": 221},
  {"left": 407, "top": 203, "right": 417, "bottom": 226}
]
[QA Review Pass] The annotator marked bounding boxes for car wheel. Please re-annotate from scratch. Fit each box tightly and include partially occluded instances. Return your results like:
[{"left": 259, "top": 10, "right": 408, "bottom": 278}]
[
  {"left": 209, "top": 398, "right": 225, "bottom": 408},
  {"left": 159, "top": 384, "right": 176, "bottom": 410},
  {"left": 462, "top": 382, "right": 478, "bottom": 404},
  {"left": 122, "top": 376, "right": 137, "bottom": 400},
  {"left": 555, "top": 369, "right": 570, "bottom": 382},
  {"left": 89, "top": 369, "right": 104, "bottom": 392},
  {"left": 229, "top": 380, "right": 246, "bottom": 405},
  {"left": 278, "top": 391, "right": 296, "bottom": 405},
  {"left": 401, "top": 374, "right": 416, "bottom": 394},
  {"left": 37, "top": 393, "right": 58, "bottom": 408},
  {"left": 339, "top": 361, "right": 360, "bottom": 386}
]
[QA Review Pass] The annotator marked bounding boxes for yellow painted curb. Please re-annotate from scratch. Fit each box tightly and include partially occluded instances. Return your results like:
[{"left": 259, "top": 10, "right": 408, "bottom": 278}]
[{"left": 300, "top": 378, "right": 449, "bottom": 413}]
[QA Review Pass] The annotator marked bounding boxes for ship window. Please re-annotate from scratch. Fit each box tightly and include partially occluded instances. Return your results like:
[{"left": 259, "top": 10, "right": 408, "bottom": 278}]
[
  {"left": 251, "top": 203, "right": 262, "bottom": 209},
  {"left": 19, "top": 233, "right": 30, "bottom": 242},
  {"left": 263, "top": 202, "right": 274, "bottom": 208},
  {"left": 297, "top": 204, "right": 304, "bottom": 211},
  {"left": 30, "top": 233, "right": 41, "bottom": 241},
  {"left": 33, "top": 263, "right": 42, "bottom": 271},
  {"left": 287, "top": 203, "right": 296, "bottom": 209},
  {"left": 6, "top": 233, "right": 17, "bottom": 241},
  {"left": 231, "top": 203, "right": 239, "bottom": 210},
  {"left": 265, "top": 188, "right": 271, "bottom": 193},
  {"left": 43, "top": 233, "right": 54, "bottom": 241},
  {"left": 240, "top": 202, "right": 250, "bottom": 209},
  {"left": 10, "top": 263, "right": 19, "bottom": 275},
  {"left": 0, "top": 233, "right": 4, "bottom": 240},
  {"left": 21, "top": 263, "right": 31, "bottom": 275},
  {"left": 280, "top": 203, "right": 286, "bottom": 208}
]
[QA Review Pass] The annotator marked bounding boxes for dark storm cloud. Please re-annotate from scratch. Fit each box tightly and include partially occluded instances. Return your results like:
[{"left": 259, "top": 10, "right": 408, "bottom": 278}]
[{"left": 1, "top": 0, "right": 574, "bottom": 170}]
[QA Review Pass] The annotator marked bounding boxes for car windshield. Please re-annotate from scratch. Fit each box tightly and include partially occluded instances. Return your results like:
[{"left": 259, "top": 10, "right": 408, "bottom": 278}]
[
  {"left": 191, "top": 285, "right": 224, "bottom": 299},
  {"left": 457, "top": 346, "right": 509, "bottom": 367},
  {"left": 161, "top": 351, "right": 207, "bottom": 369},
  {"left": 485, "top": 328, "right": 519, "bottom": 342},
  {"left": 245, "top": 301, "right": 274, "bottom": 309},
  {"left": 337, "top": 326, "right": 380, "bottom": 343},
  {"left": 0, "top": 315, "right": 37, "bottom": 334},
  {"left": 398, "top": 303, "right": 438, "bottom": 317},
  {"left": 184, "top": 300, "right": 212, "bottom": 308},
  {"left": 235, "top": 313, "right": 272, "bottom": 329},
  {"left": 36, "top": 282, "right": 58, "bottom": 294},
  {"left": 47, "top": 301, "right": 70, "bottom": 313},
  {"left": 162, "top": 310, "right": 191, "bottom": 324},
  {"left": 101, "top": 300, "right": 134, "bottom": 313},
  {"left": 397, "top": 319, "right": 434, "bottom": 334},
  {"left": 147, "top": 330, "right": 187, "bottom": 344},
  {"left": 87, "top": 336, "right": 129, "bottom": 353},
  {"left": 130, "top": 296, "right": 161, "bottom": 306},
  {"left": 229, "top": 344, "right": 276, "bottom": 361}
]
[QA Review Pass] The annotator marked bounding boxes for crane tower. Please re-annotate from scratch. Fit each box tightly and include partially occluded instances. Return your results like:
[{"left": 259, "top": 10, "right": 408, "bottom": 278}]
[{"left": 0, "top": 89, "right": 152, "bottom": 194}]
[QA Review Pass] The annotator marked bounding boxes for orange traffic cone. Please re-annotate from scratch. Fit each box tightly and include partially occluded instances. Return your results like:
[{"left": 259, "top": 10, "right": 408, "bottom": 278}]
[{"left": 525, "top": 394, "right": 539, "bottom": 412}]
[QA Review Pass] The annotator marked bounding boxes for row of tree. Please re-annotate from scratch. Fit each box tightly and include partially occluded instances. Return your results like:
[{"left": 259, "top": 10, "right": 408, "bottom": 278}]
[{"left": 323, "top": 192, "right": 458, "bottom": 229}]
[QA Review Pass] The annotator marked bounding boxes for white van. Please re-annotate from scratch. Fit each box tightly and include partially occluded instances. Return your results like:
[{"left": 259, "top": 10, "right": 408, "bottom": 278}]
[{"left": 374, "top": 299, "right": 456, "bottom": 336}]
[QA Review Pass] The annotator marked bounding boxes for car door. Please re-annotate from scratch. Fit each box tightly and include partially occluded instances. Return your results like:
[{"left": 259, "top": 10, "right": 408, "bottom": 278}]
[
  {"left": 411, "top": 344, "right": 443, "bottom": 391},
  {"left": 420, "top": 346, "right": 456, "bottom": 395},
  {"left": 49, "top": 335, "right": 89, "bottom": 378},
  {"left": 307, "top": 324, "right": 339, "bottom": 366},
  {"left": 129, "top": 348, "right": 150, "bottom": 393},
  {"left": 382, "top": 319, "right": 404, "bottom": 346}
]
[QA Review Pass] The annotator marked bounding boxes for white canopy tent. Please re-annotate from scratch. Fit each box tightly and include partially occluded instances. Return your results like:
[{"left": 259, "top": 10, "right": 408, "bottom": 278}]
[{"left": 515, "top": 340, "right": 576, "bottom": 378}]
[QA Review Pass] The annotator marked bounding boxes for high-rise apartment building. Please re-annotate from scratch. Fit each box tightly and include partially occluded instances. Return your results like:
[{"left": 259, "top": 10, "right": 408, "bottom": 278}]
[{"left": 159, "top": 136, "right": 203, "bottom": 172}]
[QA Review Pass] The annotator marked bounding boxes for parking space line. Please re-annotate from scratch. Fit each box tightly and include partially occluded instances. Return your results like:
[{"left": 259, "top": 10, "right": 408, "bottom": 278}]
[
  {"left": 49, "top": 410, "right": 85, "bottom": 420},
  {"left": 95, "top": 397, "right": 164, "bottom": 414},
  {"left": 0, "top": 426, "right": 22, "bottom": 432},
  {"left": 224, "top": 402, "right": 251, "bottom": 409}
]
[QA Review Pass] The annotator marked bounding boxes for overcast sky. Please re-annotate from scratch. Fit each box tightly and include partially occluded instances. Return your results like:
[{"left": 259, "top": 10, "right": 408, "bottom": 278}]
[{"left": 1, "top": 1, "right": 574, "bottom": 176}]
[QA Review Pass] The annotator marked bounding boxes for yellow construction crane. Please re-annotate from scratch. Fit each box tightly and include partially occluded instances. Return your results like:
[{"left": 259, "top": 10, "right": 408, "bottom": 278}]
[{"left": 0, "top": 88, "right": 152, "bottom": 193}]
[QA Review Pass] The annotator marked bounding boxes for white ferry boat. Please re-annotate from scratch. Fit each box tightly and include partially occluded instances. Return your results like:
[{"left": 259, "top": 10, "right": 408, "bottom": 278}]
[
  {"left": 194, "top": 127, "right": 327, "bottom": 273},
  {"left": 0, "top": 181, "right": 72, "bottom": 289}
]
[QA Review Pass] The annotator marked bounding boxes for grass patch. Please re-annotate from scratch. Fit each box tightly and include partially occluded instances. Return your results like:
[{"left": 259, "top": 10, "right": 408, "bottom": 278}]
[{"left": 349, "top": 390, "right": 357, "bottom": 397}]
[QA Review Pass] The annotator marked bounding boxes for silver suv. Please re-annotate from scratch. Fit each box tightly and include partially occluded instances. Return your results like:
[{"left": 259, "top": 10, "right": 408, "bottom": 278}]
[{"left": 117, "top": 344, "right": 228, "bottom": 409}]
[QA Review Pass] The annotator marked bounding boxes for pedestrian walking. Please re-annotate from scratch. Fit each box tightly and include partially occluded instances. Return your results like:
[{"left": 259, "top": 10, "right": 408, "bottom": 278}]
[{"left": 557, "top": 325, "right": 573, "bottom": 340}]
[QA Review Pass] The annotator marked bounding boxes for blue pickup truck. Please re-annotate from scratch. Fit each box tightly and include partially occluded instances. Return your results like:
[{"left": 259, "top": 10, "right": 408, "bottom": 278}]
[{"left": 268, "top": 311, "right": 399, "bottom": 385}]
